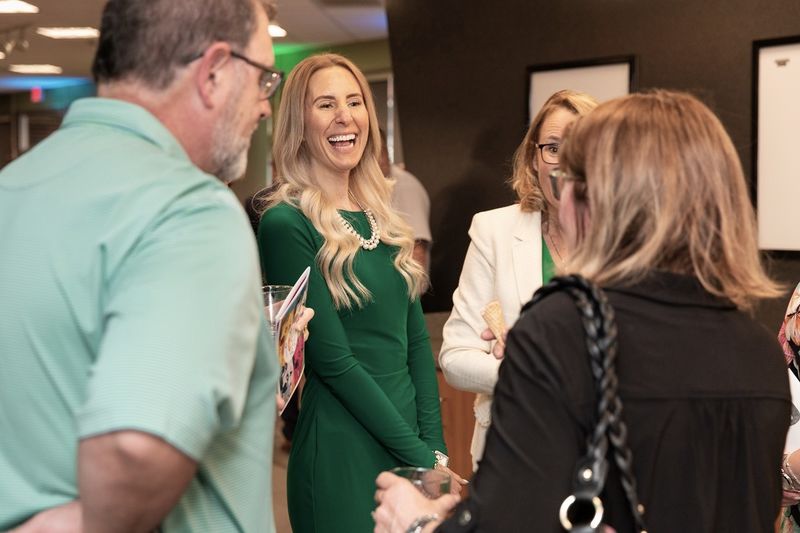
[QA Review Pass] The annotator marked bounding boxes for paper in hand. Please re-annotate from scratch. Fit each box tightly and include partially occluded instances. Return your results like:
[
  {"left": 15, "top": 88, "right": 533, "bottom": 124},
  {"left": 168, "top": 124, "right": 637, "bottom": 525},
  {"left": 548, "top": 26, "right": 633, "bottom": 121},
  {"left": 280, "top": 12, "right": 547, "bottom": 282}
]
[{"left": 481, "top": 300, "right": 506, "bottom": 347}]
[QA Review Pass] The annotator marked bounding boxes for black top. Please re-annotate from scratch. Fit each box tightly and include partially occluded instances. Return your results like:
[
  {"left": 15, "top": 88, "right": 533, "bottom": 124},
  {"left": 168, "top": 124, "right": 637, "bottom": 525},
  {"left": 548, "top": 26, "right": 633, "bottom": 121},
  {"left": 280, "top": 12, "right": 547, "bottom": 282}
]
[{"left": 439, "top": 272, "right": 790, "bottom": 532}]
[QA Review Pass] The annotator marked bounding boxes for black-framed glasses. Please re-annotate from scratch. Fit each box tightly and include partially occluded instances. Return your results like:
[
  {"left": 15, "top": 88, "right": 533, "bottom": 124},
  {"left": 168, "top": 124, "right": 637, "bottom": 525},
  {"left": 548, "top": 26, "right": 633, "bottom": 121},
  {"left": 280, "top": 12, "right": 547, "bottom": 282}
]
[
  {"left": 185, "top": 49, "right": 284, "bottom": 100},
  {"left": 229, "top": 50, "right": 284, "bottom": 100},
  {"left": 535, "top": 142, "right": 560, "bottom": 165},
  {"left": 548, "top": 170, "right": 585, "bottom": 201}
]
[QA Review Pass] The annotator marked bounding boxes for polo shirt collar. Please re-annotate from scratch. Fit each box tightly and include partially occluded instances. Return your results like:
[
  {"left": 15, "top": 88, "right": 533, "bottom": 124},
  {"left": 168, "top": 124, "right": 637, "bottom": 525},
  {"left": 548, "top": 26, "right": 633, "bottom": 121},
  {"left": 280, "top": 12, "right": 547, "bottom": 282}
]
[
  {"left": 62, "top": 97, "right": 191, "bottom": 163},
  {"left": 606, "top": 271, "right": 736, "bottom": 310}
]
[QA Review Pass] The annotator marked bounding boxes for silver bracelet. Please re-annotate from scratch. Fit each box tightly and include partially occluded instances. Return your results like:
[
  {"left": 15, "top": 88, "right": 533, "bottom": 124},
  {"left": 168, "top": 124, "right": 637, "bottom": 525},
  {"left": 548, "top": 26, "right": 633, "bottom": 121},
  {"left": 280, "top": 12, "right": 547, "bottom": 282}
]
[{"left": 405, "top": 513, "right": 440, "bottom": 533}]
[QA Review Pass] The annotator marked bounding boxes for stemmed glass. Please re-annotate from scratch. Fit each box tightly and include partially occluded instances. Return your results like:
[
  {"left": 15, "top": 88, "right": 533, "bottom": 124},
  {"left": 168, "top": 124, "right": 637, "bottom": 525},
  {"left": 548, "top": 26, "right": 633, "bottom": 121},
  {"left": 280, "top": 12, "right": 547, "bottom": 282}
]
[{"left": 262, "top": 285, "right": 292, "bottom": 339}]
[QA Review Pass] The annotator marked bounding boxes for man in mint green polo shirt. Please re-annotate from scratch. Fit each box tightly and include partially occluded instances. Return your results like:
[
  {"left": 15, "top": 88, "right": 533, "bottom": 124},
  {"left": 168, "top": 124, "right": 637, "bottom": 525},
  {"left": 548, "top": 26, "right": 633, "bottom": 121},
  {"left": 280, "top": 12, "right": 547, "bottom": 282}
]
[{"left": 0, "top": 0, "right": 283, "bottom": 531}]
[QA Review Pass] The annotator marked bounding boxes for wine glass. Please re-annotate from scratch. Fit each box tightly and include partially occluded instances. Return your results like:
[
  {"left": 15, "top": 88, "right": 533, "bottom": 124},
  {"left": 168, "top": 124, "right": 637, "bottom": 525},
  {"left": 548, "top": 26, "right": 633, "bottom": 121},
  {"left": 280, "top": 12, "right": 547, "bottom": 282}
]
[{"left": 262, "top": 285, "right": 292, "bottom": 339}]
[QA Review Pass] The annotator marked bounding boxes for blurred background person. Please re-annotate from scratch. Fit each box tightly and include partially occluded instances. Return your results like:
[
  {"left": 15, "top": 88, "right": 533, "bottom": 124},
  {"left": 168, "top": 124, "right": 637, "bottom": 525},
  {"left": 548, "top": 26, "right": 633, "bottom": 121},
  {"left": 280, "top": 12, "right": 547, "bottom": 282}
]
[
  {"left": 373, "top": 90, "right": 788, "bottom": 532},
  {"left": 439, "top": 90, "right": 598, "bottom": 471},
  {"left": 778, "top": 282, "right": 800, "bottom": 532},
  {"left": 258, "top": 53, "right": 463, "bottom": 533},
  {"left": 379, "top": 128, "right": 432, "bottom": 280}
]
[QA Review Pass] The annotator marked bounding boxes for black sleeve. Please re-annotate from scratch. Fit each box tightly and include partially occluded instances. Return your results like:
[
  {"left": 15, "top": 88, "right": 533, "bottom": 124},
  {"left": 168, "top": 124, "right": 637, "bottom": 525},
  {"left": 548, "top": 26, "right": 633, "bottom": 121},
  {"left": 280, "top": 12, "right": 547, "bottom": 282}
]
[{"left": 437, "top": 295, "right": 594, "bottom": 532}]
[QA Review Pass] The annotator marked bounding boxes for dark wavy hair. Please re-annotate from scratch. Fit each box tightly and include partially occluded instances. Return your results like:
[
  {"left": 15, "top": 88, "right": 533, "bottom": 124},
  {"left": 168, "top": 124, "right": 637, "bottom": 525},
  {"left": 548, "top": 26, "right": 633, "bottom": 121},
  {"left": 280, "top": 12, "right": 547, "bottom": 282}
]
[{"left": 92, "top": 0, "right": 276, "bottom": 89}]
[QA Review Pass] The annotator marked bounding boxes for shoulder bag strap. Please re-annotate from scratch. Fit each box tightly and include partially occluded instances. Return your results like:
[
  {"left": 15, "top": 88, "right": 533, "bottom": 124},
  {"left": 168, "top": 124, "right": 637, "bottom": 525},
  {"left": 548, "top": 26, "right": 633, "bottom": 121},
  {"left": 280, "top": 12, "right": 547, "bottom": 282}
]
[{"left": 524, "top": 275, "right": 647, "bottom": 533}]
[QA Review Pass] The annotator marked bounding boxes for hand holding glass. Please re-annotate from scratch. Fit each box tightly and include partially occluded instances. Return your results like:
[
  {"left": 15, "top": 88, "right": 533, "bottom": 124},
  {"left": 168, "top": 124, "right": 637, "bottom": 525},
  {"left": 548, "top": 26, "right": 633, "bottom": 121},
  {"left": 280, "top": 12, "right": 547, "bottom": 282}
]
[{"left": 390, "top": 467, "right": 451, "bottom": 499}]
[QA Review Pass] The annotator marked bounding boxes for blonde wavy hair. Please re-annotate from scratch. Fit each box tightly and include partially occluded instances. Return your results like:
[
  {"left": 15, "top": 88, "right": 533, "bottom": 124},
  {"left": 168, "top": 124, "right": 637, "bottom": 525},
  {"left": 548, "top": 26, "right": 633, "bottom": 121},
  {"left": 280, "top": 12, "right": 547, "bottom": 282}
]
[
  {"left": 560, "top": 90, "right": 781, "bottom": 311},
  {"left": 510, "top": 90, "right": 598, "bottom": 213},
  {"left": 265, "top": 53, "right": 425, "bottom": 308}
]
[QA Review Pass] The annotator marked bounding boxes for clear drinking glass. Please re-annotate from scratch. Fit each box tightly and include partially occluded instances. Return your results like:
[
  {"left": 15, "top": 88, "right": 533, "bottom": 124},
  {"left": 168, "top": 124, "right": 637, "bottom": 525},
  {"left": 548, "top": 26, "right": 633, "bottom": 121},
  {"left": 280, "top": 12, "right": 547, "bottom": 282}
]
[
  {"left": 262, "top": 285, "right": 292, "bottom": 338},
  {"left": 390, "top": 467, "right": 451, "bottom": 499}
]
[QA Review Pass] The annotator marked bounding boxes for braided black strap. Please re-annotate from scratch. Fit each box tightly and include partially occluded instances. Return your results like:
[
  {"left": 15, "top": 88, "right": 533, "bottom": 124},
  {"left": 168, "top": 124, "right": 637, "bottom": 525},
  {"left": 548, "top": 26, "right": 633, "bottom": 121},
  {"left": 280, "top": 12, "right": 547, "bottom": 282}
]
[{"left": 524, "top": 275, "right": 647, "bottom": 533}]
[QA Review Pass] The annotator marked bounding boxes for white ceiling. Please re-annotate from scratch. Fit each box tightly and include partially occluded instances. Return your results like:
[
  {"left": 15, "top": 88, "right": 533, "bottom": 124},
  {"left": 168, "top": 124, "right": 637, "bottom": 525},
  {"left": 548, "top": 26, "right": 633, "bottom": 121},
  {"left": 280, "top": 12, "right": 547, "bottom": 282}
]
[{"left": 0, "top": 0, "right": 387, "bottom": 82}]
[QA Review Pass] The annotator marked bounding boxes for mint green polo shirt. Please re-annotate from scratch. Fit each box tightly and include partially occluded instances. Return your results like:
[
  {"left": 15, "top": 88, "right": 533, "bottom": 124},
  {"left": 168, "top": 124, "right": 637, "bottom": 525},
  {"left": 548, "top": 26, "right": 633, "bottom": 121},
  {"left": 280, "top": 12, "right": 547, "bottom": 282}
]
[{"left": 0, "top": 98, "right": 277, "bottom": 532}]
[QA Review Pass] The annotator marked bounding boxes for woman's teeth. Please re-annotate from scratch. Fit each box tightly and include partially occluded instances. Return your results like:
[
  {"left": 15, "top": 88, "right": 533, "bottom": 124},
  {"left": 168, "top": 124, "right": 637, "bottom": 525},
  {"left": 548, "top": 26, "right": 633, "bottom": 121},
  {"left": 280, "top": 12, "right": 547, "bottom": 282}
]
[{"left": 328, "top": 134, "right": 356, "bottom": 146}]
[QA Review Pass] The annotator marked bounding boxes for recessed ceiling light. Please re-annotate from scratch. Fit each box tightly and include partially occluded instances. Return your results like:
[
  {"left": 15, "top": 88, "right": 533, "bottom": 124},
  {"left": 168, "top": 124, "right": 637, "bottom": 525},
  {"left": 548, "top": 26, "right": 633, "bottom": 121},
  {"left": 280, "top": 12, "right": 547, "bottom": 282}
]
[
  {"left": 9, "top": 64, "right": 62, "bottom": 74},
  {"left": 0, "top": 1, "right": 39, "bottom": 13},
  {"left": 36, "top": 27, "right": 100, "bottom": 39},
  {"left": 268, "top": 24, "right": 287, "bottom": 38}
]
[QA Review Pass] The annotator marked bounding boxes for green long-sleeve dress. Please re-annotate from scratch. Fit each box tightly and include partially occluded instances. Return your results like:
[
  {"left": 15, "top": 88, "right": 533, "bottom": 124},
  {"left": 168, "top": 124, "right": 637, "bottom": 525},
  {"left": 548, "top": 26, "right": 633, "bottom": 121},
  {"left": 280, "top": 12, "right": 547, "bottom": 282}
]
[{"left": 258, "top": 202, "right": 447, "bottom": 533}]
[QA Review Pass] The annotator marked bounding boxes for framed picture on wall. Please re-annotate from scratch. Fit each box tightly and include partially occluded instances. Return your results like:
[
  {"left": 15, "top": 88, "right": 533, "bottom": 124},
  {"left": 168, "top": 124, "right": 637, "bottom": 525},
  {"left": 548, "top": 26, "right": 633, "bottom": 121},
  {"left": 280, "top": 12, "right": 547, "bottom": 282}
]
[
  {"left": 366, "top": 71, "right": 405, "bottom": 165},
  {"left": 526, "top": 56, "right": 637, "bottom": 125},
  {"left": 753, "top": 36, "right": 800, "bottom": 252}
]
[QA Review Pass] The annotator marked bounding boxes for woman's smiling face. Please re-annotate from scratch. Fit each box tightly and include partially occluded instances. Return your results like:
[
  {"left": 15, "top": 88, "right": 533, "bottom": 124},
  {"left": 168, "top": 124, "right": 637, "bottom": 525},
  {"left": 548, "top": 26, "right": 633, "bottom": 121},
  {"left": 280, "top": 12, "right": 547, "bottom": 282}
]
[{"left": 303, "top": 66, "right": 370, "bottom": 182}]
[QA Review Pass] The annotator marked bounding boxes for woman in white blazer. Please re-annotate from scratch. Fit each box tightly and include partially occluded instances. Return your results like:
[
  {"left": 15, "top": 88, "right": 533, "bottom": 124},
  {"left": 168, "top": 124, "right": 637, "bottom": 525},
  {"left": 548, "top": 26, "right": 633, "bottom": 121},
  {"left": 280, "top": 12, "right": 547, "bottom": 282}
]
[{"left": 440, "top": 90, "right": 598, "bottom": 470}]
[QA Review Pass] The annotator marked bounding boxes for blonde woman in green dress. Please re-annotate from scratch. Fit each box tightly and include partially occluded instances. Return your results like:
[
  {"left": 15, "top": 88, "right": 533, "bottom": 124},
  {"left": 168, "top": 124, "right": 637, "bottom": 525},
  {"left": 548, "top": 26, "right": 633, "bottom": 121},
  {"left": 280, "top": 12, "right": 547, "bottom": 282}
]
[{"left": 257, "top": 53, "right": 465, "bottom": 533}]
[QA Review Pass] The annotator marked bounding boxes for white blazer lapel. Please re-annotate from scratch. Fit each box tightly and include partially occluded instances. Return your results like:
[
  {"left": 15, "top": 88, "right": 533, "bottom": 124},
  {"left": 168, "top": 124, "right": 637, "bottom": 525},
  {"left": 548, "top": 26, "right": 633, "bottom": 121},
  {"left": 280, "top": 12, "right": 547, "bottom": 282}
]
[{"left": 511, "top": 210, "right": 542, "bottom": 307}]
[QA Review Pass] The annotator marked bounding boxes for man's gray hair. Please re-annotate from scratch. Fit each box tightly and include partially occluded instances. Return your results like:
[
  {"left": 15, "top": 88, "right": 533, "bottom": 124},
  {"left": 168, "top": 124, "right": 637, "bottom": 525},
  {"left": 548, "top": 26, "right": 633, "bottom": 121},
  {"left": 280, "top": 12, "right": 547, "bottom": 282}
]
[{"left": 92, "top": 0, "right": 276, "bottom": 89}]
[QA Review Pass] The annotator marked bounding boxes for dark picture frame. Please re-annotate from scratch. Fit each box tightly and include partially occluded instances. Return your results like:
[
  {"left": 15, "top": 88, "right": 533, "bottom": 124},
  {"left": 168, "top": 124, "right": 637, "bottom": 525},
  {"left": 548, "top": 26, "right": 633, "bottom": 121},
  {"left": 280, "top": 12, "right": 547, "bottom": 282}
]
[
  {"left": 752, "top": 35, "right": 800, "bottom": 252},
  {"left": 526, "top": 55, "right": 637, "bottom": 126}
]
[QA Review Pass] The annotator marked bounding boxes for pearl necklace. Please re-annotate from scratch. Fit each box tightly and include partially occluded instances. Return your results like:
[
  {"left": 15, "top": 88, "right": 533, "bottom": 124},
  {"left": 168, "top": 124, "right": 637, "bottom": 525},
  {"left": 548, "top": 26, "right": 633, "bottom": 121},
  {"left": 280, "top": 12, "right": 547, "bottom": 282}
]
[{"left": 338, "top": 193, "right": 381, "bottom": 250}]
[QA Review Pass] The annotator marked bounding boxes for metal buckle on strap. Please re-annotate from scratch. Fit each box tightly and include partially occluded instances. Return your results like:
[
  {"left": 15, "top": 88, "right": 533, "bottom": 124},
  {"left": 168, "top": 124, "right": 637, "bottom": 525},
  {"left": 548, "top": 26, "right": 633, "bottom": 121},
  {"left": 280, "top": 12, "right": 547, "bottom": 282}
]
[{"left": 558, "top": 494, "right": 604, "bottom": 531}]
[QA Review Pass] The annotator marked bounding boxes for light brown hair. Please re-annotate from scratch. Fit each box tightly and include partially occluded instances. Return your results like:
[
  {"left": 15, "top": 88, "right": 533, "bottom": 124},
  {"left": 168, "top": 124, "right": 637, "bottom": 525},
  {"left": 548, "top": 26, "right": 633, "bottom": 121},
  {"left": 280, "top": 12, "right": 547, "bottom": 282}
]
[
  {"left": 510, "top": 90, "right": 598, "bottom": 213},
  {"left": 265, "top": 53, "right": 425, "bottom": 308},
  {"left": 560, "top": 90, "right": 781, "bottom": 310}
]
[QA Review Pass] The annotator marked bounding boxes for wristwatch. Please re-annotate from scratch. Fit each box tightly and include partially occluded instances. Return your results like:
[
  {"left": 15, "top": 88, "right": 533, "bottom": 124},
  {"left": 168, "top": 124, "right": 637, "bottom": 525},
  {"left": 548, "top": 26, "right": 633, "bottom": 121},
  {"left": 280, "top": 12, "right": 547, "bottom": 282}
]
[{"left": 433, "top": 450, "right": 449, "bottom": 468}]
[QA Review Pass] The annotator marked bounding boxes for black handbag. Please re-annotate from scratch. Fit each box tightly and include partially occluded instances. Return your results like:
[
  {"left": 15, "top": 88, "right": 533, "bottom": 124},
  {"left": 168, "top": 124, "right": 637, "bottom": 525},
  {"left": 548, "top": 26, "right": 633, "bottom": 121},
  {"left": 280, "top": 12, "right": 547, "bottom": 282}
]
[{"left": 526, "top": 275, "right": 648, "bottom": 533}]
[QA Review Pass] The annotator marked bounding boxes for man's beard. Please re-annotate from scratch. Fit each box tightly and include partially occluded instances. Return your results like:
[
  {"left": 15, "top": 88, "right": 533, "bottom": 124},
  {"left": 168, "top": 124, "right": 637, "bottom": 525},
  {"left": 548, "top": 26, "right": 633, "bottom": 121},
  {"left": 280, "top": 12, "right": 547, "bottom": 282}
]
[{"left": 210, "top": 99, "right": 251, "bottom": 183}]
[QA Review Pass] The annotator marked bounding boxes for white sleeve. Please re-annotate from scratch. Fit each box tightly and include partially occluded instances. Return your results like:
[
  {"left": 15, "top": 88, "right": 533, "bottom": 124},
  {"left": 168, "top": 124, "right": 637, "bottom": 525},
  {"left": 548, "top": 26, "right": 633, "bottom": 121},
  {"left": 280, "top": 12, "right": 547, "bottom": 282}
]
[{"left": 439, "top": 213, "right": 502, "bottom": 395}]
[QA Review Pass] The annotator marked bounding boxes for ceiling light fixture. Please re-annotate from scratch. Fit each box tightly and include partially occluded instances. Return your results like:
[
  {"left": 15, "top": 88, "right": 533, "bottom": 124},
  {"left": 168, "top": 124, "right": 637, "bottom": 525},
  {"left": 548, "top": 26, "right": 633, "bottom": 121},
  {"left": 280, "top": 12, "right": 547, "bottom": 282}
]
[
  {"left": 37, "top": 27, "right": 100, "bottom": 39},
  {"left": 0, "top": 1, "right": 39, "bottom": 14},
  {"left": 0, "top": 25, "right": 30, "bottom": 58},
  {"left": 9, "top": 64, "right": 62, "bottom": 74},
  {"left": 268, "top": 24, "right": 287, "bottom": 38}
]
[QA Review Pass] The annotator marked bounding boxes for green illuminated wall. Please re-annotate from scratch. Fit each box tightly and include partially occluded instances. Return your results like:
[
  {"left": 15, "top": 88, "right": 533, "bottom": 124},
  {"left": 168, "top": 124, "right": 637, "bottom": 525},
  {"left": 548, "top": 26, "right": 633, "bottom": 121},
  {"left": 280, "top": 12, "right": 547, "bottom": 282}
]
[{"left": 274, "top": 39, "right": 391, "bottom": 76}]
